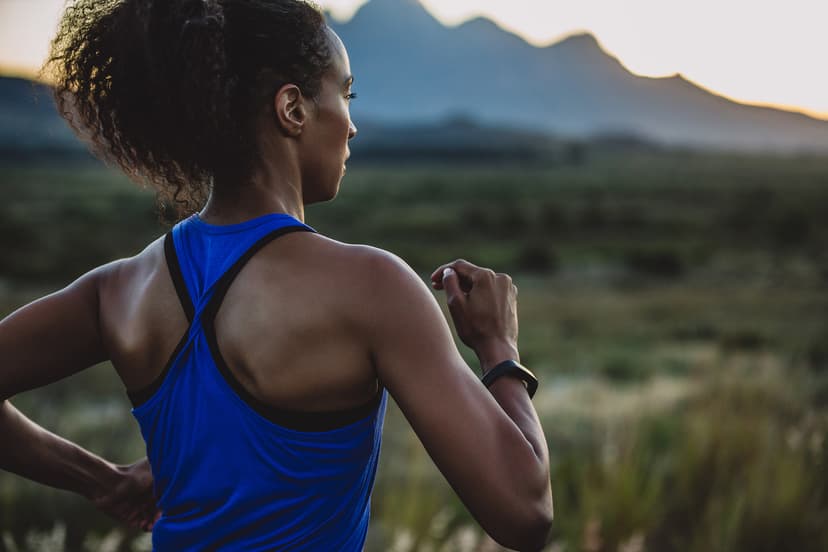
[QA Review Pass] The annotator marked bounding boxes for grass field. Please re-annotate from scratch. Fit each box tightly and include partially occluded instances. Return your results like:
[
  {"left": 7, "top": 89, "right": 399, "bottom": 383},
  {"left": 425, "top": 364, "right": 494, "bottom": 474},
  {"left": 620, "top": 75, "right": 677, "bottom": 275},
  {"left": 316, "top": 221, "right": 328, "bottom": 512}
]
[{"left": 0, "top": 150, "right": 826, "bottom": 551}]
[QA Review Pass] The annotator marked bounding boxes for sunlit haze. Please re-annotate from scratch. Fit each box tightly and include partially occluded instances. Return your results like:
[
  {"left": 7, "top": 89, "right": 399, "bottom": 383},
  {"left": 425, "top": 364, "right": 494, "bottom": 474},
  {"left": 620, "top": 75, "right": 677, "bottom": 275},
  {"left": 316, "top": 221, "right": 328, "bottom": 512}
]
[{"left": 1, "top": 0, "right": 826, "bottom": 119}]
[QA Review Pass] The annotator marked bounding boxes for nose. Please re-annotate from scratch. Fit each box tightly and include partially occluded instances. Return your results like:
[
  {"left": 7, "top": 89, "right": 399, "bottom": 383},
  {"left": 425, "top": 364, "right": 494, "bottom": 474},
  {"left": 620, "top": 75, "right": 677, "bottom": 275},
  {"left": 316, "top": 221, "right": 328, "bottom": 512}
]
[{"left": 348, "top": 120, "right": 357, "bottom": 140}]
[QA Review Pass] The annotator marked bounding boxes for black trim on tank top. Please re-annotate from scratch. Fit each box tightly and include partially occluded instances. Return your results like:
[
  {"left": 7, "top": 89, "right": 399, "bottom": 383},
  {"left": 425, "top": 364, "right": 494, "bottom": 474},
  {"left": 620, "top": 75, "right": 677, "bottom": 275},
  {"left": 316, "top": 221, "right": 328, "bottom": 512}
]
[
  {"left": 127, "top": 330, "right": 189, "bottom": 407},
  {"left": 201, "top": 226, "right": 384, "bottom": 432},
  {"left": 164, "top": 232, "right": 195, "bottom": 322},
  {"left": 128, "top": 232, "right": 195, "bottom": 407}
]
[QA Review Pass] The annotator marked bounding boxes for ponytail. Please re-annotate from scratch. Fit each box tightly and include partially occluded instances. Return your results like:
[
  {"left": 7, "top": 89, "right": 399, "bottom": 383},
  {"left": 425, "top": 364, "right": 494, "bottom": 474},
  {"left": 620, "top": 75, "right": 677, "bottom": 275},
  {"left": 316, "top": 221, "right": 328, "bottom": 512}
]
[{"left": 45, "top": 0, "right": 330, "bottom": 222}]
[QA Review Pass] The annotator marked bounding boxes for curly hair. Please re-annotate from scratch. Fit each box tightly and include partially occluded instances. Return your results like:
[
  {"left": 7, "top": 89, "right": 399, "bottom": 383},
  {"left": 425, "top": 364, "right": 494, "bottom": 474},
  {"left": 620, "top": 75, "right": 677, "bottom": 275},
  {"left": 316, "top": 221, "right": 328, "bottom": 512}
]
[{"left": 44, "top": 0, "right": 332, "bottom": 222}]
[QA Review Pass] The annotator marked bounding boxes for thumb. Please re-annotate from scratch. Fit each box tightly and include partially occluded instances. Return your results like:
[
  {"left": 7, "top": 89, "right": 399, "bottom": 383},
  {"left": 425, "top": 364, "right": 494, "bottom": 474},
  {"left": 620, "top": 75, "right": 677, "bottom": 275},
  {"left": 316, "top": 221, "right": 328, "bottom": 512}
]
[{"left": 442, "top": 267, "right": 466, "bottom": 311}]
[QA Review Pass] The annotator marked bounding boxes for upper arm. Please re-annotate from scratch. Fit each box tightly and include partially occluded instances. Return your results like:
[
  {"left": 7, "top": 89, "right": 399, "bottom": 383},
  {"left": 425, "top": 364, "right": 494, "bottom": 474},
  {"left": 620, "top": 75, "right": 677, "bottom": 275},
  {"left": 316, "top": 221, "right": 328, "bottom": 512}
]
[
  {"left": 359, "top": 249, "right": 547, "bottom": 537},
  {"left": 0, "top": 263, "right": 117, "bottom": 401}
]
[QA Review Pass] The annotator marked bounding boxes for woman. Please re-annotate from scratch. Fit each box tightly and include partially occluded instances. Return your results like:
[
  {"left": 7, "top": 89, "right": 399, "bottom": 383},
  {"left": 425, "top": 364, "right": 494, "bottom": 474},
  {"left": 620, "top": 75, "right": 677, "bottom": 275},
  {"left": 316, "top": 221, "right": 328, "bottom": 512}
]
[{"left": 0, "top": 0, "right": 553, "bottom": 549}]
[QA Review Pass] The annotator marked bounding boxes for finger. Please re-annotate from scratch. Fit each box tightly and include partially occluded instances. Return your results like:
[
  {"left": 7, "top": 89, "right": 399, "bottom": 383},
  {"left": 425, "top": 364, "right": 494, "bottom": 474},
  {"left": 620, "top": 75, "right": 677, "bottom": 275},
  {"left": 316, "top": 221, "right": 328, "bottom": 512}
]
[
  {"left": 471, "top": 268, "right": 496, "bottom": 285},
  {"left": 494, "top": 272, "right": 513, "bottom": 290},
  {"left": 431, "top": 259, "right": 479, "bottom": 286},
  {"left": 442, "top": 267, "right": 467, "bottom": 314},
  {"left": 431, "top": 262, "right": 454, "bottom": 289},
  {"left": 432, "top": 270, "right": 474, "bottom": 292},
  {"left": 431, "top": 261, "right": 454, "bottom": 289},
  {"left": 148, "top": 509, "right": 162, "bottom": 531},
  {"left": 447, "top": 259, "right": 480, "bottom": 278},
  {"left": 431, "top": 259, "right": 465, "bottom": 282},
  {"left": 143, "top": 507, "right": 161, "bottom": 532},
  {"left": 137, "top": 508, "right": 155, "bottom": 532}
]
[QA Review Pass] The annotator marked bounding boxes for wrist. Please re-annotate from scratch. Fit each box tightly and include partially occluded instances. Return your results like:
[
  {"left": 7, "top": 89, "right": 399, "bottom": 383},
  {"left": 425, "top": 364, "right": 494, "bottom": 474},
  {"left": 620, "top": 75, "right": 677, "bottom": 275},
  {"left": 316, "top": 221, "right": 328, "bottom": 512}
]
[
  {"left": 481, "top": 360, "right": 539, "bottom": 398},
  {"left": 73, "top": 451, "right": 121, "bottom": 501},
  {"left": 474, "top": 339, "right": 519, "bottom": 374}
]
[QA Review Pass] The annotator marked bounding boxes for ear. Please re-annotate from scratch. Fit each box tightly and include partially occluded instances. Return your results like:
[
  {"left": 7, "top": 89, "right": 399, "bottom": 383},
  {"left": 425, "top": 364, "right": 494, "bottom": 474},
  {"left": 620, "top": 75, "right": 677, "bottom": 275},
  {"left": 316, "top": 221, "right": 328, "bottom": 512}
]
[{"left": 273, "top": 84, "right": 307, "bottom": 137}]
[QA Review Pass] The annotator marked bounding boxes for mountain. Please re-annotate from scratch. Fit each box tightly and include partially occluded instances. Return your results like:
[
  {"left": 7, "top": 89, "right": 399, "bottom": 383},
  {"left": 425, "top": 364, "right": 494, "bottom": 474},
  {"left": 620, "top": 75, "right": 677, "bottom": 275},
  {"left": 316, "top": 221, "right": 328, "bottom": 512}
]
[
  {"left": 0, "top": 76, "right": 82, "bottom": 155},
  {"left": 2, "top": 0, "right": 826, "bottom": 157},
  {"left": 330, "top": 0, "right": 828, "bottom": 153}
]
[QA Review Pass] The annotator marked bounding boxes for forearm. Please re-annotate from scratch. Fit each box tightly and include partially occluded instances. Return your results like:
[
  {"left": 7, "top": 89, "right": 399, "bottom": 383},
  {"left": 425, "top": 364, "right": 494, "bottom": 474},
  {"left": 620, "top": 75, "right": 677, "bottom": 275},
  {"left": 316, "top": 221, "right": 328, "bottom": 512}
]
[
  {"left": 476, "top": 348, "right": 554, "bottom": 548},
  {"left": 478, "top": 343, "right": 552, "bottom": 506},
  {"left": 476, "top": 343, "right": 549, "bottom": 464},
  {"left": 487, "top": 378, "right": 549, "bottom": 465},
  {"left": 0, "top": 400, "right": 117, "bottom": 500}
]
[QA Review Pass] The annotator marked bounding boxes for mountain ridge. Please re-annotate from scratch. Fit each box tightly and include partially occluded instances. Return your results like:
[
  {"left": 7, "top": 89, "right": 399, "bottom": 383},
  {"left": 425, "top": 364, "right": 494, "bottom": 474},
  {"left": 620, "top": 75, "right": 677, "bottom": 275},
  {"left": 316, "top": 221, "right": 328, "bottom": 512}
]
[
  {"left": 329, "top": 0, "right": 828, "bottom": 152},
  {"left": 2, "top": 0, "right": 827, "bottom": 154}
]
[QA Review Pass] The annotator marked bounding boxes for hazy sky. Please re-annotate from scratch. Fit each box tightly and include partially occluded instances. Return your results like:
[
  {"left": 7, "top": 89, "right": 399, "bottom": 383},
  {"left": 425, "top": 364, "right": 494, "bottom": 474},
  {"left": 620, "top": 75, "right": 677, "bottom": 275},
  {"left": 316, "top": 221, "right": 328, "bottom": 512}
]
[{"left": 1, "top": 0, "right": 826, "bottom": 119}]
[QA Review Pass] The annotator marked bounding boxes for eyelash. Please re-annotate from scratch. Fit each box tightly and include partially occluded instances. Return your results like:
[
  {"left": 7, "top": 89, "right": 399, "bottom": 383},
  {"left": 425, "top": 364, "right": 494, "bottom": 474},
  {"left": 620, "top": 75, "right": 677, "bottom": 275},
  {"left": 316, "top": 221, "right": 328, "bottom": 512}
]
[{"left": 346, "top": 92, "right": 358, "bottom": 101}]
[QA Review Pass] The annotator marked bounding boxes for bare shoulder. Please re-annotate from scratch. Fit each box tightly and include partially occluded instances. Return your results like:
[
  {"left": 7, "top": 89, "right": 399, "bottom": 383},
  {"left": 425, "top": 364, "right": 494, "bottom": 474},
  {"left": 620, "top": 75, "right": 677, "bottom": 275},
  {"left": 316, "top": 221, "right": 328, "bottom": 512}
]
[
  {"left": 304, "top": 233, "right": 416, "bottom": 278},
  {"left": 301, "top": 233, "right": 427, "bottom": 300},
  {"left": 300, "top": 235, "right": 446, "bottom": 350},
  {"left": 44, "top": 237, "right": 163, "bottom": 307},
  {"left": 94, "top": 234, "right": 181, "bottom": 343},
  {"left": 95, "top": 235, "right": 166, "bottom": 299},
  {"left": 93, "top": 235, "right": 189, "bottom": 387}
]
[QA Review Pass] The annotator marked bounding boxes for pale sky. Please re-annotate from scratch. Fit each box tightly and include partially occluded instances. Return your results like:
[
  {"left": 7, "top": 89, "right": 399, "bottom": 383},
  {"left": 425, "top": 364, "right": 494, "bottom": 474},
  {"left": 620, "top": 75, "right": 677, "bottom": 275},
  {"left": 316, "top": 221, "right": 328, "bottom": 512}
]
[{"left": 2, "top": 0, "right": 826, "bottom": 119}]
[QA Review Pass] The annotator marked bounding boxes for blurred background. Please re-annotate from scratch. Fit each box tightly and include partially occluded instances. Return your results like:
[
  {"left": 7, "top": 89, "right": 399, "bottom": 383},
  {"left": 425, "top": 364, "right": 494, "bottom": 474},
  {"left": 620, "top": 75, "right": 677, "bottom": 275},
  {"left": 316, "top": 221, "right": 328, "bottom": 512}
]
[{"left": 1, "top": 0, "right": 827, "bottom": 550}]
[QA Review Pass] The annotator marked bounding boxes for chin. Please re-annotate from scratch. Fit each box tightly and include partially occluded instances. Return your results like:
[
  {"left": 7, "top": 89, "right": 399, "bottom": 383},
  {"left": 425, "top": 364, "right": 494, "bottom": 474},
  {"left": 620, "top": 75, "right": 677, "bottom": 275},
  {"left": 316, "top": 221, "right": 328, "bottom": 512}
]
[{"left": 303, "top": 183, "right": 340, "bottom": 205}]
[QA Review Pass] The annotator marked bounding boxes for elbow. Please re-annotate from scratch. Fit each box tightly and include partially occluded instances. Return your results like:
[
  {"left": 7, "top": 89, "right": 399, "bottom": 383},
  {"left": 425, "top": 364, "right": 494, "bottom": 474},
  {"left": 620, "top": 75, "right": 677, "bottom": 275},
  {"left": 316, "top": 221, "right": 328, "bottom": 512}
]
[
  {"left": 490, "top": 497, "right": 554, "bottom": 551},
  {"left": 534, "top": 503, "right": 555, "bottom": 550},
  {"left": 520, "top": 500, "right": 555, "bottom": 552}
]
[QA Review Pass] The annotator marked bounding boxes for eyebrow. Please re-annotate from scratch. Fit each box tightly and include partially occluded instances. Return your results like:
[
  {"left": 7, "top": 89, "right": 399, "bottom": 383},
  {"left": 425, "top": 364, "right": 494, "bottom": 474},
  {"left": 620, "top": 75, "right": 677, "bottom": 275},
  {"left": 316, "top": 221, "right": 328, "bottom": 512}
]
[{"left": 343, "top": 75, "right": 354, "bottom": 88}]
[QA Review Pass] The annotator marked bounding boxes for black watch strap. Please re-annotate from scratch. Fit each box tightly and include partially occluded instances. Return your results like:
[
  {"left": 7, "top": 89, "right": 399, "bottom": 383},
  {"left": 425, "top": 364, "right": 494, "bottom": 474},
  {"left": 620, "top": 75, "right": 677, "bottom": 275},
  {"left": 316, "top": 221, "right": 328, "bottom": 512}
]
[{"left": 481, "top": 360, "right": 538, "bottom": 399}]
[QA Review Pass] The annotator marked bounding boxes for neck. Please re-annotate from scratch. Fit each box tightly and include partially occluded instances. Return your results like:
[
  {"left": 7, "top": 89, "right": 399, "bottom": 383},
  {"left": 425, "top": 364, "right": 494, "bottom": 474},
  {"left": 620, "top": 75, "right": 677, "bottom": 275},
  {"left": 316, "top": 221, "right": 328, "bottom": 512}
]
[{"left": 199, "top": 161, "right": 305, "bottom": 225}]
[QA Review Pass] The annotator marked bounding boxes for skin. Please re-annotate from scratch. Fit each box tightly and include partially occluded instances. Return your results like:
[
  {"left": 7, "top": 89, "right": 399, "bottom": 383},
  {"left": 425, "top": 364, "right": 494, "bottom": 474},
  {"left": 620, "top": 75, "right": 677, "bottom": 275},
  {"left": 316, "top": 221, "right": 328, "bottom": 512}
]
[{"left": 0, "top": 27, "right": 553, "bottom": 549}]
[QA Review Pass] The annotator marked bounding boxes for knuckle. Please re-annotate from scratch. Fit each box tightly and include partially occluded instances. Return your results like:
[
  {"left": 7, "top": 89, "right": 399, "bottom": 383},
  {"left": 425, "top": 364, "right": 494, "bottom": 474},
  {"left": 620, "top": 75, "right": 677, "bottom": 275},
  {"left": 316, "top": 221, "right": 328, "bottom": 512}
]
[{"left": 457, "top": 258, "right": 481, "bottom": 271}]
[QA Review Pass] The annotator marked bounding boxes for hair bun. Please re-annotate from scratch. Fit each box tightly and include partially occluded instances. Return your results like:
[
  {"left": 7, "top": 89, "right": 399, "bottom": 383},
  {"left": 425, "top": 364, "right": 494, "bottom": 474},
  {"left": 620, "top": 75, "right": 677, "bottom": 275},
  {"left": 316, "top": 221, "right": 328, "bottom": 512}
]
[
  {"left": 179, "top": 0, "right": 225, "bottom": 35},
  {"left": 160, "top": 0, "right": 232, "bottom": 167}
]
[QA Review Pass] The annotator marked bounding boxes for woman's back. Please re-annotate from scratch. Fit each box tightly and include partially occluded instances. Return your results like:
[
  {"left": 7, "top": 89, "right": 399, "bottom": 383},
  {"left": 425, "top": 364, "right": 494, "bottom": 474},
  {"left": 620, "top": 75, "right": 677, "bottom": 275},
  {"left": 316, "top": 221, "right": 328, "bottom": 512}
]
[
  {"left": 104, "top": 213, "right": 387, "bottom": 549},
  {"left": 101, "top": 216, "right": 384, "bottom": 415}
]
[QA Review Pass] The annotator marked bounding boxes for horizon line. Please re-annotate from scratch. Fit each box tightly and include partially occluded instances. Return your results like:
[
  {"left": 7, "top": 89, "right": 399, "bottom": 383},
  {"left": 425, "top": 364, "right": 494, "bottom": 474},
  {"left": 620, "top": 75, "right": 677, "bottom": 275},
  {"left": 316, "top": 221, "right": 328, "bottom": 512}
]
[{"left": 3, "top": 59, "right": 827, "bottom": 124}]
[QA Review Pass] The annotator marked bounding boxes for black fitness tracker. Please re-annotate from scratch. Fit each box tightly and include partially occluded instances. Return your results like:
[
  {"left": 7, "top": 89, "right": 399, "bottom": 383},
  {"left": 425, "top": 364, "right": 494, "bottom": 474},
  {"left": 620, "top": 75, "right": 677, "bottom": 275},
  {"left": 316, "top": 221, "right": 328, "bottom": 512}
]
[{"left": 481, "top": 360, "right": 538, "bottom": 399}]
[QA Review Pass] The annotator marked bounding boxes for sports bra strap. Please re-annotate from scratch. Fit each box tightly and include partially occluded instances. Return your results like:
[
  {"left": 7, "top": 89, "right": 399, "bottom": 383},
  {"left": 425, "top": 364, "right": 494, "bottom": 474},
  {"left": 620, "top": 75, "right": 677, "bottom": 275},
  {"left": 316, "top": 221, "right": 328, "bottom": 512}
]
[
  {"left": 170, "top": 213, "right": 316, "bottom": 323},
  {"left": 164, "top": 232, "right": 195, "bottom": 323},
  {"left": 201, "top": 225, "right": 315, "bottom": 324}
]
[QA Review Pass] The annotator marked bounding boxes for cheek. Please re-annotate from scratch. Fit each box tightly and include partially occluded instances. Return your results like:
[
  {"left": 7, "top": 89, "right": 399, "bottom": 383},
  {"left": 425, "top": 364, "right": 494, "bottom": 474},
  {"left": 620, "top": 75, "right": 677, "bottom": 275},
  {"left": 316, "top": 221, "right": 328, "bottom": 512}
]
[
  {"left": 332, "top": 116, "right": 350, "bottom": 148},
  {"left": 324, "top": 105, "right": 351, "bottom": 144},
  {"left": 319, "top": 119, "right": 348, "bottom": 167}
]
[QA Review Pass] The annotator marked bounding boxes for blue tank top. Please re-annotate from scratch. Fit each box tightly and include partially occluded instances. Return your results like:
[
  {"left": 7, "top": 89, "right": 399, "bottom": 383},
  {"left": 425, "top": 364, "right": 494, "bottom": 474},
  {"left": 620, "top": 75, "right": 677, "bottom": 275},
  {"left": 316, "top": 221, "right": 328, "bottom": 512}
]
[{"left": 128, "top": 213, "right": 388, "bottom": 551}]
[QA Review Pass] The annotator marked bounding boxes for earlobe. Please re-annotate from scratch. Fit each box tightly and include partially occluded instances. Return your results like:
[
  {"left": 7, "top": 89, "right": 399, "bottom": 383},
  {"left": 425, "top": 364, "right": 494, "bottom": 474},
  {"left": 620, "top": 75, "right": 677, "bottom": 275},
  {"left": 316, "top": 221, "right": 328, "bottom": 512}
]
[{"left": 274, "top": 84, "right": 305, "bottom": 137}]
